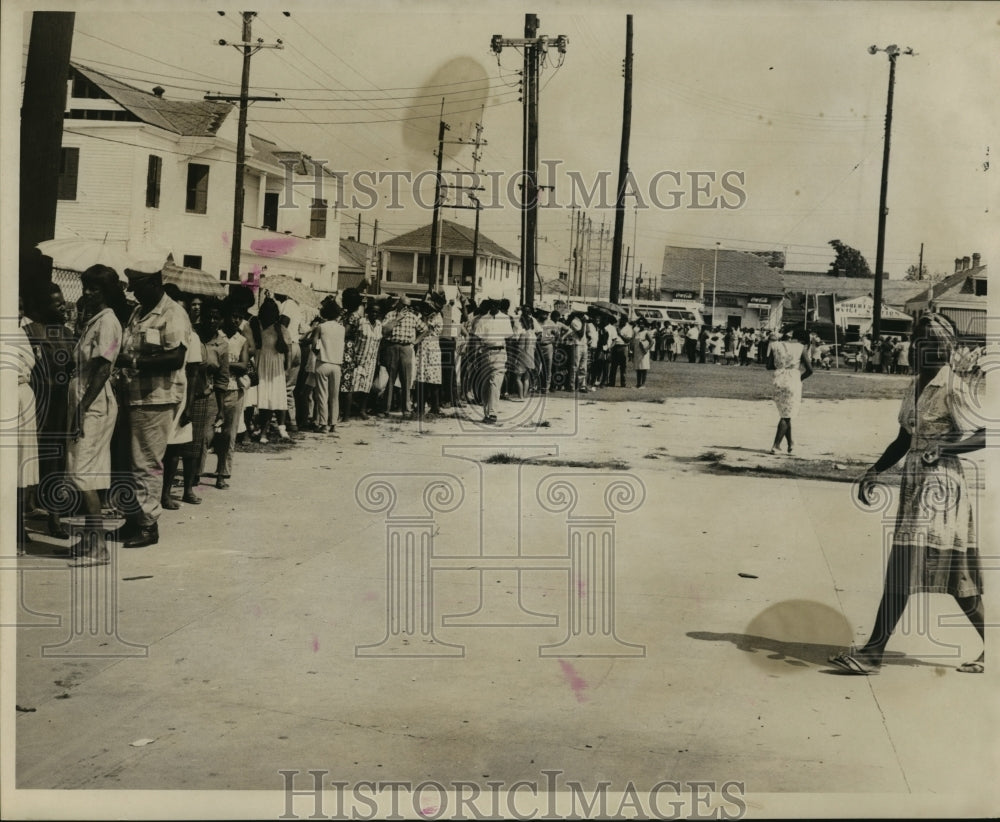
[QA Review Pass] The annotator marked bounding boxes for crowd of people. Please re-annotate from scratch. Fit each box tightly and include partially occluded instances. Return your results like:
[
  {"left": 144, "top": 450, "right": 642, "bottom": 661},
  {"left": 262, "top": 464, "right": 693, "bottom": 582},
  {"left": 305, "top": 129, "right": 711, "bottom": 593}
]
[
  {"left": 13, "top": 262, "right": 970, "bottom": 566},
  {"left": 851, "top": 333, "right": 911, "bottom": 374}
]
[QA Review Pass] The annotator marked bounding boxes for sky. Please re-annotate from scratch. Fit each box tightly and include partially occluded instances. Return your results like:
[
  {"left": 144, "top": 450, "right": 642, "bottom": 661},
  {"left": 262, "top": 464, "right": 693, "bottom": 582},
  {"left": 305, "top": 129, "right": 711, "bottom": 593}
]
[{"left": 8, "top": 0, "right": 999, "bottom": 286}]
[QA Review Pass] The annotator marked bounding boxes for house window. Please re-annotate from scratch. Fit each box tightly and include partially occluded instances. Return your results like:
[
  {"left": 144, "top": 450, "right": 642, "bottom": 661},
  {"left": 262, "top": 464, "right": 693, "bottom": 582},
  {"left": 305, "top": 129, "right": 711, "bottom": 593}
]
[
  {"left": 310, "top": 199, "right": 328, "bottom": 238},
  {"left": 975, "top": 279, "right": 987, "bottom": 297},
  {"left": 57, "top": 147, "right": 79, "bottom": 200},
  {"left": 185, "top": 163, "right": 210, "bottom": 214},
  {"left": 146, "top": 155, "right": 162, "bottom": 208},
  {"left": 262, "top": 192, "right": 279, "bottom": 231},
  {"left": 182, "top": 255, "right": 202, "bottom": 270}
]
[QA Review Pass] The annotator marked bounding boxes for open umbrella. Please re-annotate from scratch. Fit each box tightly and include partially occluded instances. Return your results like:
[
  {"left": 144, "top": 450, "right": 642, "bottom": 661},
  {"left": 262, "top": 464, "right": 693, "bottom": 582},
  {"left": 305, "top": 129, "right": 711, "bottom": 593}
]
[
  {"left": 258, "top": 273, "right": 322, "bottom": 308},
  {"left": 162, "top": 256, "right": 226, "bottom": 298},
  {"left": 591, "top": 300, "right": 627, "bottom": 317},
  {"left": 37, "top": 237, "right": 133, "bottom": 279}
]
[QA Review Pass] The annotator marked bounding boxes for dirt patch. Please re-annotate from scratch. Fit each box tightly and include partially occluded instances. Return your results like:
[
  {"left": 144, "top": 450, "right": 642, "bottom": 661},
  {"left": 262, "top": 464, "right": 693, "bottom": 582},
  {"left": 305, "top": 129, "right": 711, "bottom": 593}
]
[{"left": 484, "top": 452, "right": 631, "bottom": 471}]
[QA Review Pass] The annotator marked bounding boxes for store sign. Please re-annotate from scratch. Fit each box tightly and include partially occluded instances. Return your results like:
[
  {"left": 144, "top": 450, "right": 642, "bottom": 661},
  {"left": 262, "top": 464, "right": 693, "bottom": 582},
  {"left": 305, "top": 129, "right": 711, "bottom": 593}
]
[
  {"left": 674, "top": 290, "right": 696, "bottom": 300},
  {"left": 748, "top": 296, "right": 771, "bottom": 305}
]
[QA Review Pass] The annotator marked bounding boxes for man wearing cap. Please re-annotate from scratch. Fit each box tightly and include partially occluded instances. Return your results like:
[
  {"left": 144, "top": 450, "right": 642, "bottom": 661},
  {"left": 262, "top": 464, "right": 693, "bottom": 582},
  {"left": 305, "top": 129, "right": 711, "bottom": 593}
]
[
  {"left": 119, "top": 267, "right": 188, "bottom": 548},
  {"left": 380, "top": 295, "right": 427, "bottom": 419}
]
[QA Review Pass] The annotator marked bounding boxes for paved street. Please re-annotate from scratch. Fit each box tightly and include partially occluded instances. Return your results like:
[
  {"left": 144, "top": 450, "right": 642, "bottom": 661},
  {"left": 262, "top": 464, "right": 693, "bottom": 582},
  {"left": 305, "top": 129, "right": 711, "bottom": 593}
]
[{"left": 9, "top": 392, "right": 996, "bottom": 818}]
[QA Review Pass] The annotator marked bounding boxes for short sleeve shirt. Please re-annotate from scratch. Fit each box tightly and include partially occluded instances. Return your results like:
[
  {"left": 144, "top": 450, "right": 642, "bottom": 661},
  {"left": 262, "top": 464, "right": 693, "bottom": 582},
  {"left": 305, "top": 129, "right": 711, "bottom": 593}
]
[
  {"left": 74, "top": 307, "right": 122, "bottom": 401},
  {"left": 122, "top": 293, "right": 188, "bottom": 406}
]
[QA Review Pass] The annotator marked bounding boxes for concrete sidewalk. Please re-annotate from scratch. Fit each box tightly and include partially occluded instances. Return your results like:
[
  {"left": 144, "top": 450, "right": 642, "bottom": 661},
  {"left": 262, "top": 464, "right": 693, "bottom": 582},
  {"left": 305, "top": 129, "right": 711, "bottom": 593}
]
[{"left": 8, "top": 395, "right": 997, "bottom": 818}]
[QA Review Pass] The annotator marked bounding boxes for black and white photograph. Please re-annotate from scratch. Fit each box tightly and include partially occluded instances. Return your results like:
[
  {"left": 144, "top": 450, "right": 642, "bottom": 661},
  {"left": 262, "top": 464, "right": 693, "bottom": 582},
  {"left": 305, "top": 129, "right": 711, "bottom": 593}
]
[{"left": 2, "top": 0, "right": 997, "bottom": 819}]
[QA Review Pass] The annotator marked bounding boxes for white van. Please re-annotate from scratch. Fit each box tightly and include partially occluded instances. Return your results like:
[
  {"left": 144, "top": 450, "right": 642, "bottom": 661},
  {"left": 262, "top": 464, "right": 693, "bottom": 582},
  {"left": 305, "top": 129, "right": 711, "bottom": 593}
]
[{"left": 621, "top": 300, "right": 703, "bottom": 325}]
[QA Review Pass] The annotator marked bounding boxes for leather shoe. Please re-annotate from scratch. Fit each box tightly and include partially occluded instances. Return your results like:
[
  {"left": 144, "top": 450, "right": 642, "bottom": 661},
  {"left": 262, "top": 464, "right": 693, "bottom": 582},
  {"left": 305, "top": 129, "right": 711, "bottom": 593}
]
[
  {"left": 161, "top": 496, "right": 181, "bottom": 510},
  {"left": 123, "top": 525, "right": 159, "bottom": 549}
]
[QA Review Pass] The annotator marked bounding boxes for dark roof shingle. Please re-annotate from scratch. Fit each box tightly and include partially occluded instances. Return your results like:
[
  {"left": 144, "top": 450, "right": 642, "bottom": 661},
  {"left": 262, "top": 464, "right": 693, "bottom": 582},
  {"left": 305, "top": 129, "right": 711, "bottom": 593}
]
[
  {"left": 382, "top": 219, "right": 518, "bottom": 264},
  {"left": 70, "top": 63, "right": 233, "bottom": 136},
  {"left": 660, "top": 246, "right": 783, "bottom": 296}
]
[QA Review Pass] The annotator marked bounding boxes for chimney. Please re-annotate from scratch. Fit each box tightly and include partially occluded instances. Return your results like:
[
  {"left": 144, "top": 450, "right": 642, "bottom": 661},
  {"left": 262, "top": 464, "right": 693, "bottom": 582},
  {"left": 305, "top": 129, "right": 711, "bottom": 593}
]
[
  {"left": 972, "top": 252, "right": 981, "bottom": 268},
  {"left": 962, "top": 256, "right": 971, "bottom": 271},
  {"left": 152, "top": 86, "right": 165, "bottom": 98},
  {"left": 955, "top": 258, "right": 962, "bottom": 273}
]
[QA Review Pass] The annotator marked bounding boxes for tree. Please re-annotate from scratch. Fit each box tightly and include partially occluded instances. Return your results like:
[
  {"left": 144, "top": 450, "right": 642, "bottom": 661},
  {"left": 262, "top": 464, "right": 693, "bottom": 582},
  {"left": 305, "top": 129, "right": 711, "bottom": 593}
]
[
  {"left": 828, "top": 240, "right": 872, "bottom": 278},
  {"left": 904, "top": 264, "right": 946, "bottom": 283}
]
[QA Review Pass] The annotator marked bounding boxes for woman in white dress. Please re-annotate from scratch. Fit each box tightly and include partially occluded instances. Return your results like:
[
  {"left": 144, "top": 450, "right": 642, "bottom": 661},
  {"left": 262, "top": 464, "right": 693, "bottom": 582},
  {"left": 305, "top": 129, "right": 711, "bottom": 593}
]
[
  {"left": 65, "top": 266, "right": 128, "bottom": 563},
  {"left": 767, "top": 329, "right": 813, "bottom": 454},
  {"left": 250, "top": 297, "right": 291, "bottom": 443}
]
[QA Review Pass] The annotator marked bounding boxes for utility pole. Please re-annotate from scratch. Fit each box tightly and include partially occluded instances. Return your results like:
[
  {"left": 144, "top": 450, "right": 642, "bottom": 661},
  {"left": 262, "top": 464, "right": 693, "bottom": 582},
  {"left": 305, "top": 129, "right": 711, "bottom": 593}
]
[
  {"left": 19, "top": 12, "right": 75, "bottom": 297},
  {"left": 712, "top": 242, "right": 719, "bottom": 327},
  {"left": 207, "top": 11, "right": 283, "bottom": 284},
  {"left": 918, "top": 242, "right": 924, "bottom": 281},
  {"left": 441, "top": 115, "right": 487, "bottom": 297},
  {"left": 370, "top": 219, "right": 379, "bottom": 294},
  {"left": 572, "top": 205, "right": 576, "bottom": 297},
  {"left": 429, "top": 109, "right": 451, "bottom": 291},
  {"left": 596, "top": 221, "right": 607, "bottom": 301},
  {"left": 491, "top": 17, "right": 568, "bottom": 307},
  {"left": 868, "top": 43, "right": 913, "bottom": 340},
  {"left": 609, "top": 14, "right": 633, "bottom": 304}
]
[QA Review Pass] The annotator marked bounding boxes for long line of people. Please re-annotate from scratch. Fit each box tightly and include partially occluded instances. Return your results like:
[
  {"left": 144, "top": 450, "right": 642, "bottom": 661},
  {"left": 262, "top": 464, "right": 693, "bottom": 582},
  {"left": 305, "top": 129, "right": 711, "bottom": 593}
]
[{"left": 14, "top": 269, "right": 808, "bottom": 561}]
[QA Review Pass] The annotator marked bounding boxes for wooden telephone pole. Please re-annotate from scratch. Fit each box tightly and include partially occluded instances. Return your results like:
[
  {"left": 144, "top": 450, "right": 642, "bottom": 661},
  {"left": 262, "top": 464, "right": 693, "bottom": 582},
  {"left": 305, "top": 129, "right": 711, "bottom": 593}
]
[
  {"left": 491, "top": 16, "right": 568, "bottom": 307},
  {"left": 609, "top": 14, "right": 633, "bottom": 305},
  {"left": 205, "top": 11, "right": 283, "bottom": 283}
]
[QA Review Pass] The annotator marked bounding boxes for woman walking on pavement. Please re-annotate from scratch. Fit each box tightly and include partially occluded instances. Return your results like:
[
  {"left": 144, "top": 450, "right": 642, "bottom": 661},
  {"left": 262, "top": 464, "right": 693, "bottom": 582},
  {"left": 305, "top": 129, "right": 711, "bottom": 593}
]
[
  {"left": 830, "top": 314, "right": 985, "bottom": 676},
  {"left": 767, "top": 328, "right": 813, "bottom": 454}
]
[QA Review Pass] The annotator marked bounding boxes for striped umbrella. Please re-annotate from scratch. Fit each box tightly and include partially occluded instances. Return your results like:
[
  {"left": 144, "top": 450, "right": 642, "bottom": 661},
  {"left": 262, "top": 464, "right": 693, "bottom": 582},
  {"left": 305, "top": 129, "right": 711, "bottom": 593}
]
[{"left": 162, "top": 259, "right": 226, "bottom": 298}]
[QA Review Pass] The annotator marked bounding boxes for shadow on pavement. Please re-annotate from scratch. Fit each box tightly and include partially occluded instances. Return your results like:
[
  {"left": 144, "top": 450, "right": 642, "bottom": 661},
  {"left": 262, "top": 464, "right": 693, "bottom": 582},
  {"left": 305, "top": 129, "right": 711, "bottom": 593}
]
[{"left": 686, "top": 631, "right": 937, "bottom": 672}]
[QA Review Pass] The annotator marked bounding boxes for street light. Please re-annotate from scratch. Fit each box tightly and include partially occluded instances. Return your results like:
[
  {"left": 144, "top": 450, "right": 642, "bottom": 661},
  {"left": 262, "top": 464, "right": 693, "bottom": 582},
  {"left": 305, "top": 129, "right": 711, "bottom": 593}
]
[{"left": 868, "top": 43, "right": 913, "bottom": 341}]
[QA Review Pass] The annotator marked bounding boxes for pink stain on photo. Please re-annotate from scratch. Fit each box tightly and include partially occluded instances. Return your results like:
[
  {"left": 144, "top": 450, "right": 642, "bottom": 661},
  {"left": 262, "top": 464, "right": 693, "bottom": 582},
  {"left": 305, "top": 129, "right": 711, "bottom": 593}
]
[
  {"left": 242, "top": 264, "right": 262, "bottom": 294},
  {"left": 559, "top": 660, "right": 588, "bottom": 703},
  {"left": 363, "top": 591, "right": 378, "bottom": 601},
  {"left": 250, "top": 236, "right": 299, "bottom": 257},
  {"left": 420, "top": 808, "right": 439, "bottom": 817},
  {"left": 576, "top": 578, "right": 587, "bottom": 598},
  {"left": 103, "top": 339, "right": 120, "bottom": 359},
  {"left": 221, "top": 231, "right": 230, "bottom": 248},
  {"left": 311, "top": 635, "right": 319, "bottom": 652},
  {"left": 249, "top": 604, "right": 262, "bottom": 618}
]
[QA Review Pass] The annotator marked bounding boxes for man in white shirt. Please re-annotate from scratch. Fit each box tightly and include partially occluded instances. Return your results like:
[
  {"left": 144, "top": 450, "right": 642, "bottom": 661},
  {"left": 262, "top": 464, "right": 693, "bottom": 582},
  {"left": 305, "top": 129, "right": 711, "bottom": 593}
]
[{"left": 475, "top": 300, "right": 514, "bottom": 422}]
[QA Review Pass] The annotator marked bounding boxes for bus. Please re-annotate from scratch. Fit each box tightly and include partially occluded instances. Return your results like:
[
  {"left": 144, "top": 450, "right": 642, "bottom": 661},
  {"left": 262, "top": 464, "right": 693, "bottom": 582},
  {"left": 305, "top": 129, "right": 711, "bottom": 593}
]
[{"left": 619, "top": 299, "right": 704, "bottom": 325}]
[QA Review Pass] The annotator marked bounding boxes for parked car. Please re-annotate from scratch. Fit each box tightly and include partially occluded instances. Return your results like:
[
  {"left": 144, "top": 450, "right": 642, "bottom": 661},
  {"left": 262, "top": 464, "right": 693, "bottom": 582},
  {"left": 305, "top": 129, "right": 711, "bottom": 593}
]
[{"left": 840, "top": 341, "right": 865, "bottom": 367}]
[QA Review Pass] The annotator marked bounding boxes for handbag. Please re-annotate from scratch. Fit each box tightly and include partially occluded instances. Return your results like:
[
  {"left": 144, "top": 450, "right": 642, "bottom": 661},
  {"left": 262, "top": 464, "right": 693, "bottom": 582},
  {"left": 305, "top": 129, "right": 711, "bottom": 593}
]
[
  {"left": 372, "top": 365, "right": 389, "bottom": 395},
  {"left": 246, "top": 359, "right": 260, "bottom": 387}
]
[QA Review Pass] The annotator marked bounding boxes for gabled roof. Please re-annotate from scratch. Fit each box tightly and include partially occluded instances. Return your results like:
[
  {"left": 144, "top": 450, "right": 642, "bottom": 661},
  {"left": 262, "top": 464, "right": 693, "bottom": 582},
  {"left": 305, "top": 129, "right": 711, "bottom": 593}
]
[
  {"left": 339, "top": 237, "right": 372, "bottom": 272},
  {"left": 660, "top": 246, "right": 783, "bottom": 296},
  {"left": 69, "top": 62, "right": 232, "bottom": 137},
  {"left": 781, "top": 270, "right": 926, "bottom": 306},
  {"left": 381, "top": 219, "right": 519, "bottom": 264},
  {"left": 904, "top": 263, "right": 988, "bottom": 308}
]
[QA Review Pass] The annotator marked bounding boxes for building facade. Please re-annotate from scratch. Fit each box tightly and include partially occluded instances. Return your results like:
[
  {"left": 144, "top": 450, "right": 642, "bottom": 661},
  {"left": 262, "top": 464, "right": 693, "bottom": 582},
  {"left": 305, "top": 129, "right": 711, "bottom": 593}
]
[
  {"left": 379, "top": 219, "right": 521, "bottom": 301},
  {"left": 54, "top": 63, "right": 339, "bottom": 291},
  {"left": 905, "top": 253, "right": 988, "bottom": 340},
  {"left": 659, "top": 246, "right": 784, "bottom": 329}
]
